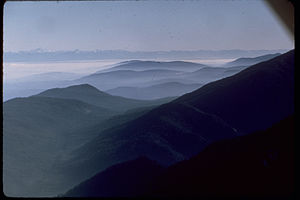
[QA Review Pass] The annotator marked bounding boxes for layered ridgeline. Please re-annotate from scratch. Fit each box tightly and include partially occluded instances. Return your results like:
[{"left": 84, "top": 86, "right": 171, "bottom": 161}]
[
  {"left": 4, "top": 55, "right": 278, "bottom": 101},
  {"left": 76, "top": 61, "right": 252, "bottom": 91},
  {"left": 65, "top": 115, "right": 294, "bottom": 197},
  {"left": 57, "top": 50, "right": 294, "bottom": 196},
  {"left": 4, "top": 51, "right": 293, "bottom": 197},
  {"left": 75, "top": 69, "right": 188, "bottom": 91},
  {"left": 103, "top": 66, "right": 255, "bottom": 100},
  {"left": 75, "top": 60, "right": 258, "bottom": 98},
  {"left": 3, "top": 85, "right": 174, "bottom": 197},
  {"left": 4, "top": 54, "right": 282, "bottom": 101}
]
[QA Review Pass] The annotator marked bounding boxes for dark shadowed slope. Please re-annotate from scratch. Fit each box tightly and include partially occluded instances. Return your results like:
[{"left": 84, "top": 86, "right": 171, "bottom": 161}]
[
  {"left": 175, "top": 50, "right": 294, "bottom": 134},
  {"left": 106, "top": 82, "right": 202, "bottom": 100},
  {"left": 96, "top": 60, "right": 207, "bottom": 73},
  {"left": 64, "top": 157, "right": 164, "bottom": 197},
  {"left": 64, "top": 115, "right": 294, "bottom": 197},
  {"left": 150, "top": 115, "right": 294, "bottom": 197},
  {"left": 59, "top": 50, "right": 294, "bottom": 193},
  {"left": 58, "top": 103, "right": 238, "bottom": 190},
  {"left": 3, "top": 96, "right": 116, "bottom": 197},
  {"left": 37, "top": 84, "right": 175, "bottom": 112},
  {"left": 223, "top": 53, "right": 281, "bottom": 67}
]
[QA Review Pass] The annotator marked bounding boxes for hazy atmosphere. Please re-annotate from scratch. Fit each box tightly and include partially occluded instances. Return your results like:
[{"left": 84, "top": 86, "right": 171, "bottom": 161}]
[
  {"left": 3, "top": 0, "right": 294, "bottom": 198},
  {"left": 3, "top": 0, "right": 294, "bottom": 82}
]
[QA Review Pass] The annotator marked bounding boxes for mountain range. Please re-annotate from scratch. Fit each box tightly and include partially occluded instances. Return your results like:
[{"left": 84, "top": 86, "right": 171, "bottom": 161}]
[
  {"left": 56, "top": 50, "right": 294, "bottom": 196},
  {"left": 64, "top": 53, "right": 286, "bottom": 97},
  {"left": 75, "top": 69, "right": 186, "bottom": 91},
  {"left": 3, "top": 50, "right": 294, "bottom": 197},
  {"left": 72, "top": 61, "right": 246, "bottom": 94},
  {"left": 4, "top": 53, "right": 281, "bottom": 101}
]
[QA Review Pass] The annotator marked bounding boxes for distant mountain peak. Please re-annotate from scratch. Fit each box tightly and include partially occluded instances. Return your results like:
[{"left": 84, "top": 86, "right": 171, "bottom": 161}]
[
  {"left": 65, "top": 84, "right": 101, "bottom": 91},
  {"left": 37, "top": 83, "right": 110, "bottom": 98}
]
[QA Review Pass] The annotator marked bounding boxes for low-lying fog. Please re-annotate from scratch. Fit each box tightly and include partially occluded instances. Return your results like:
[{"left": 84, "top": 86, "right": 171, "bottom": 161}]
[{"left": 3, "top": 58, "right": 235, "bottom": 81}]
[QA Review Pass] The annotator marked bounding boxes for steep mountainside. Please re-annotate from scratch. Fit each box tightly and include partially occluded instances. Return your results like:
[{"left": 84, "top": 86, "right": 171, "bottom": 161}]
[
  {"left": 150, "top": 115, "right": 294, "bottom": 197},
  {"left": 56, "top": 102, "right": 237, "bottom": 193},
  {"left": 58, "top": 50, "right": 294, "bottom": 195},
  {"left": 175, "top": 50, "right": 294, "bottom": 134},
  {"left": 65, "top": 115, "right": 294, "bottom": 197}
]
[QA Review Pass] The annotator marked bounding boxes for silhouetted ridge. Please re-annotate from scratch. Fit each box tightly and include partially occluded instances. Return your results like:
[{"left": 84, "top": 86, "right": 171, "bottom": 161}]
[
  {"left": 150, "top": 115, "right": 294, "bottom": 197},
  {"left": 64, "top": 115, "right": 294, "bottom": 197},
  {"left": 175, "top": 50, "right": 294, "bottom": 134}
]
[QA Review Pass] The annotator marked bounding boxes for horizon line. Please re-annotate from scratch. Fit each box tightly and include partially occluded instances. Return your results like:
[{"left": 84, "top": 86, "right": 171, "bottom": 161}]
[{"left": 4, "top": 48, "right": 292, "bottom": 54}]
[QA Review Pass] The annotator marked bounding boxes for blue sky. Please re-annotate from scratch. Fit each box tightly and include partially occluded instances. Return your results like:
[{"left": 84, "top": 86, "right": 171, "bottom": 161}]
[{"left": 4, "top": 0, "right": 294, "bottom": 52}]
